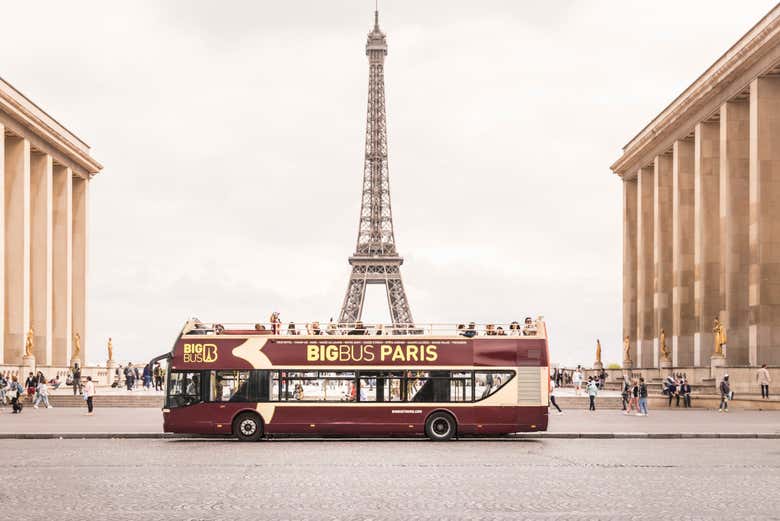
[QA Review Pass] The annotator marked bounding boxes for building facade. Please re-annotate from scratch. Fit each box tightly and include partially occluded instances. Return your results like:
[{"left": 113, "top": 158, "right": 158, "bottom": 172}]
[
  {"left": 612, "top": 6, "right": 780, "bottom": 370},
  {"left": 0, "top": 76, "right": 101, "bottom": 371}
]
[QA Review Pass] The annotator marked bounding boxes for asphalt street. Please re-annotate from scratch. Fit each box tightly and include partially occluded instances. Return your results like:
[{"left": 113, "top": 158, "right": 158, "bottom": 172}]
[{"left": 0, "top": 438, "right": 777, "bottom": 520}]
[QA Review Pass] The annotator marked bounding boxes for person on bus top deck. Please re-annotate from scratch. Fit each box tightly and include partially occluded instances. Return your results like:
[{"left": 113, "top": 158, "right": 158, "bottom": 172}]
[
  {"left": 522, "top": 317, "right": 538, "bottom": 336},
  {"left": 348, "top": 321, "right": 366, "bottom": 335},
  {"left": 509, "top": 321, "right": 521, "bottom": 335},
  {"left": 497, "top": 326, "right": 506, "bottom": 336},
  {"left": 375, "top": 324, "right": 384, "bottom": 335},
  {"left": 269, "top": 312, "right": 281, "bottom": 334},
  {"left": 485, "top": 324, "right": 497, "bottom": 336},
  {"left": 311, "top": 321, "right": 323, "bottom": 335},
  {"left": 461, "top": 322, "right": 477, "bottom": 338},
  {"left": 287, "top": 322, "right": 298, "bottom": 335}
]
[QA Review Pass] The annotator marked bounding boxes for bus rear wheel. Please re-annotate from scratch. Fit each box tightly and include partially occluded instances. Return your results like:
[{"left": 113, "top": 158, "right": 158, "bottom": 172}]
[
  {"left": 425, "top": 411, "right": 456, "bottom": 441},
  {"left": 233, "top": 412, "right": 263, "bottom": 442}
]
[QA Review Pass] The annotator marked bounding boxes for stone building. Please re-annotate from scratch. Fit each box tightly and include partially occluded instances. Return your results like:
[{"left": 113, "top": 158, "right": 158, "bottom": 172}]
[
  {"left": 0, "top": 76, "right": 102, "bottom": 371},
  {"left": 611, "top": 6, "right": 780, "bottom": 370}
]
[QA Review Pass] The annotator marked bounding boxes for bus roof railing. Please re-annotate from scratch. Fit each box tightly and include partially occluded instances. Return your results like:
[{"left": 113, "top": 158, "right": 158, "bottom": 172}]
[{"left": 180, "top": 318, "right": 547, "bottom": 339}]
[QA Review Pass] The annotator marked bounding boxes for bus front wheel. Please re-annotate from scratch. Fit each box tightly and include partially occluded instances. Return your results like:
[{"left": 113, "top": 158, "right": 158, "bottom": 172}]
[
  {"left": 233, "top": 412, "right": 263, "bottom": 442},
  {"left": 425, "top": 411, "right": 456, "bottom": 441}
]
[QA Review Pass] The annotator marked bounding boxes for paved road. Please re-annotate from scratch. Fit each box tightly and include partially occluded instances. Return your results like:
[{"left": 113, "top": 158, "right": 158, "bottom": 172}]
[
  {"left": 1, "top": 407, "right": 779, "bottom": 435},
  {"left": 0, "top": 438, "right": 777, "bottom": 520}
]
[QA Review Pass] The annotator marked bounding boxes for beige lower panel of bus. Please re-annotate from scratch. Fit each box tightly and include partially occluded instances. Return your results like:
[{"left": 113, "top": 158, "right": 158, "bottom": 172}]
[{"left": 251, "top": 367, "right": 548, "bottom": 426}]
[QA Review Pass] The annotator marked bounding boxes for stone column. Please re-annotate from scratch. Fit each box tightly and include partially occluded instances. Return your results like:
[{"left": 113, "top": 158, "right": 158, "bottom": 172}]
[
  {"left": 672, "top": 139, "right": 695, "bottom": 367},
  {"left": 720, "top": 100, "right": 750, "bottom": 365},
  {"left": 0, "top": 127, "right": 4, "bottom": 364},
  {"left": 748, "top": 76, "right": 780, "bottom": 365},
  {"left": 622, "top": 178, "right": 638, "bottom": 368},
  {"left": 72, "top": 175, "right": 88, "bottom": 366},
  {"left": 654, "top": 154, "right": 673, "bottom": 368},
  {"left": 4, "top": 135, "right": 30, "bottom": 366},
  {"left": 52, "top": 165, "right": 72, "bottom": 366},
  {"left": 30, "top": 152, "right": 53, "bottom": 365},
  {"left": 694, "top": 120, "right": 720, "bottom": 367},
  {"left": 636, "top": 165, "right": 655, "bottom": 367}
]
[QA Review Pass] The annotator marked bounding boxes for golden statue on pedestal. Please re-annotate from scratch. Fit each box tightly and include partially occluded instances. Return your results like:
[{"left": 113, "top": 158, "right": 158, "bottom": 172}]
[
  {"left": 107, "top": 337, "right": 113, "bottom": 361},
  {"left": 595, "top": 339, "right": 602, "bottom": 364},
  {"left": 72, "top": 332, "right": 81, "bottom": 360},
  {"left": 713, "top": 317, "right": 726, "bottom": 356},
  {"left": 24, "top": 328, "right": 34, "bottom": 357},
  {"left": 623, "top": 335, "right": 632, "bottom": 362},
  {"left": 659, "top": 328, "right": 671, "bottom": 362}
]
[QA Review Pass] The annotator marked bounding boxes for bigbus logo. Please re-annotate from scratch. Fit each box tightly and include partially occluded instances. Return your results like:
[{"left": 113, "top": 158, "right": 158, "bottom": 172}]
[{"left": 183, "top": 343, "right": 218, "bottom": 363}]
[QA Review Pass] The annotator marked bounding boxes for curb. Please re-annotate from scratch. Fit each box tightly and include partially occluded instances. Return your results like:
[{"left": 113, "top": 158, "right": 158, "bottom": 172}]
[{"left": 0, "top": 432, "right": 778, "bottom": 440}]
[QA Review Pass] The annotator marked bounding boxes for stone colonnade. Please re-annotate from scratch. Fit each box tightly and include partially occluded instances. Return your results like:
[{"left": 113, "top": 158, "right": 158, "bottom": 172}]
[
  {"left": 1, "top": 126, "right": 89, "bottom": 367},
  {"left": 623, "top": 76, "right": 780, "bottom": 368}
]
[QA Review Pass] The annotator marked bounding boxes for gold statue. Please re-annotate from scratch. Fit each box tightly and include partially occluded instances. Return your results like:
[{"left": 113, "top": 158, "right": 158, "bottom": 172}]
[
  {"left": 713, "top": 317, "right": 726, "bottom": 356},
  {"left": 659, "top": 328, "right": 671, "bottom": 362},
  {"left": 72, "top": 332, "right": 81, "bottom": 360},
  {"left": 107, "top": 337, "right": 113, "bottom": 361},
  {"left": 24, "top": 328, "right": 34, "bottom": 357},
  {"left": 623, "top": 335, "right": 632, "bottom": 362},
  {"left": 595, "top": 339, "right": 602, "bottom": 364}
]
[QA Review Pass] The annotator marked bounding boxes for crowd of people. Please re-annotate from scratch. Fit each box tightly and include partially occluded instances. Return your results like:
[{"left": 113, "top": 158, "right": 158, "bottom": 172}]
[
  {"left": 0, "top": 367, "right": 95, "bottom": 415},
  {"left": 112, "top": 362, "right": 165, "bottom": 391}
]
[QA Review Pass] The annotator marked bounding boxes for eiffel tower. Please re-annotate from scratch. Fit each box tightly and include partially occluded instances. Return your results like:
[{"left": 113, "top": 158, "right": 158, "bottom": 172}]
[{"left": 338, "top": 9, "right": 414, "bottom": 328}]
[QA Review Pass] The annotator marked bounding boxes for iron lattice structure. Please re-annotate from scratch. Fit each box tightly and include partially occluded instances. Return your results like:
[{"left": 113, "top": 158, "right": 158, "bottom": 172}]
[{"left": 338, "top": 11, "right": 414, "bottom": 327}]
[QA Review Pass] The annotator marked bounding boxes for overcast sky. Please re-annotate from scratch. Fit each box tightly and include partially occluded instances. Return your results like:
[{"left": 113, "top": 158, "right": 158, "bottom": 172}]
[{"left": 1, "top": 0, "right": 777, "bottom": 366}]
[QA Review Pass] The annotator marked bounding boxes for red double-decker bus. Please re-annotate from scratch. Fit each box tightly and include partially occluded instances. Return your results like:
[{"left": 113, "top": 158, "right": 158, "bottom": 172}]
[{"left": 152, "top": 319, "right": 550, "bottom": 441}]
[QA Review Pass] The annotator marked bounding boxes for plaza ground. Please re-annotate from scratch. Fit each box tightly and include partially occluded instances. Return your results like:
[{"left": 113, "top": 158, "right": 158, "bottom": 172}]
[
  {"left": 1, "top": 406, "right": 779, "bottom": 436},
  {"left": 0, "top": 438, "right": 777, "bottom": 520}
]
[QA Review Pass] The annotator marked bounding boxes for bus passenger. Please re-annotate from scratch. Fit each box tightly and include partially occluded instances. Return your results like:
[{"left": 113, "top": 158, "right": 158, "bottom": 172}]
[
  {"left": 349, "top": 321, "right": 366, "bottom": 335},
  {"left": 509, "top": 321, "right": 521, "bottom": 335},
  {"left": 269, "top": 312, "right": 281, "bottom": 334},
  {"left": 287, "top": 322, "right": 298, "bottom": 335},
  {"left": 485, "top": 324, "right": 496, "bottom": 336},
  {"left": 497, "top": 327, "right": 506, "bottom": 336},
  {"left": 375, "top": 324, "right": 384, "bottom": 335},
  {"left": 312, "top": 321, "right": 323, "bottom": 335},
  {"left": 462, "top": 322, "right": 477, "bottom": 338},
  {"left": 522, "top": 317, "right": 538, "bottom": 336}
]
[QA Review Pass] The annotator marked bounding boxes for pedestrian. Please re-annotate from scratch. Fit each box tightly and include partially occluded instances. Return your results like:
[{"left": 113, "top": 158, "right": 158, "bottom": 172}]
[
  {"left": 573, "top": 367, "right": 583, "bottom": 396},
  {"left": 84, "top": 376, "right": 95, "bottom": 415},
  {"left": 679, "top": 379, "right": 691, "bottom": 408},
  {"left": 598, "top": 369, "right": 606, "bottom": 390},
  {"left": 25, "top": 371, "right": 37, "bottom": 402},
  {"left": 549, "top": 378, "right": 563, "bottom": 415},
  {"left": 756, "top": 364, "right": 771, "bottom": 399},
  {"left": 72, "top": 364, "right": 82, "bottom": 396},
  {"left": 719, "top": 375, "right": 731, "bottom": 412},
  {"left": 142, "top": 364, "right": 152, "bottom": 390},
  {"left": 33, "top": 378, "right": 52, "bottom": 409},
  {"left": 125, "top": 363, "right": 134, "bottom": 391},
  {"left": 133, "top": 365, "right": 140, "bottom": 389},
  {"left": 587, "top": 377, "right": 598, "bottom": 411},
  {"left": 624, "top": 379, "right": 638, "bottom": 415},
  {"left": 664, "top": 375, "right": 677, "bottom": 407},
  {"left": 153, "top": 363, "right": 163, "bottom": 391},
  {"left": 638, "top": 377, "right": 648, "bottom": 416},
  {"left": 8, "top": 376, "right": 24, "bottom": 413},
  {"left": 621, "top": 377, "right": 630, "bottom": 410}
]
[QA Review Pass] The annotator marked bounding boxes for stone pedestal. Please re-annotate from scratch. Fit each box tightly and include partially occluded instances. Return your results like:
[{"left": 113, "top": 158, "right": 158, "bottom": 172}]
[
  {"left": 22, "top": 355, "right": 36, "bottom": 377},
  {"left": 622, "top": 359, "right": 633, "bottom": 369},
  {"left": 659, "top": 358, "right": 673, "bottom": 374},
  {"left": 106, "top": 359, "right": 117, "bottom": 386},
  {"left": 593, "top": 361, "right": 603, "bottom": 370},
  {"left": 710, "top": 354, "right": 726, "bottom": 369}
]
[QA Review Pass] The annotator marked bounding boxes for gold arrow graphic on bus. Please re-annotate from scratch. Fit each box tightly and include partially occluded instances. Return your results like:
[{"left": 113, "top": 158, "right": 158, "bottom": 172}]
[{"left": 232, "top": 337, "right": 272, "bottom": 369}]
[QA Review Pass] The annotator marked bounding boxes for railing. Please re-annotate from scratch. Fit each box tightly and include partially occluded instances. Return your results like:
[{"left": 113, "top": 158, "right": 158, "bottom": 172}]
[{"left": 181, "top": 317, "right": 547, "bottom": 339}]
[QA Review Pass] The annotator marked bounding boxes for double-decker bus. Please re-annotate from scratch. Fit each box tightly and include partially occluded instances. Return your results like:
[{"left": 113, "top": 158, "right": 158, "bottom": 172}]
[{"left": 151, "top": 319, "right": 550, "bottom": 441}]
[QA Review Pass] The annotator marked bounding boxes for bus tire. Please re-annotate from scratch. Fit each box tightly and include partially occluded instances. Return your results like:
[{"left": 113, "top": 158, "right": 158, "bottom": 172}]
[
  {"left": 233, "top": 412, "right": 263, "bottom": 442},
  {"left": 425, "top": 411, "right": 456, "bottom": 441}
]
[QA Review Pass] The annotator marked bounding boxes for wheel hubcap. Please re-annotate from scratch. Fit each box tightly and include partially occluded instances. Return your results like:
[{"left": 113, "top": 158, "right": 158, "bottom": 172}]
[
  {"left": 433, "top": 419, "right": 450, "bottom": 436},
  {"left": 240, "top": 419, "right": 257, "bottom": 436}
]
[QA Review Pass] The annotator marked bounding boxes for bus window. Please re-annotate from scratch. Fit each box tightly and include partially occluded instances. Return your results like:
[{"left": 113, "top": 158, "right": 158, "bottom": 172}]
[
  {"left": 475, "top": 371, "right": 514, "bottom": 400},
  {"left": 209, "top": 371, "right": 252, "bottom": 402},
  {"left": 168, "top": 371, "right": 202, "bottom": 408},
  {"left": 273, "top": 371, "right": 356, "bottom": 401},
  {"left": 409, "top": 371, "right": 451, "bottom": 402},
  {"left": 450, "top": 372, "right": 472, "bottom": 402},
  {"left": 376, "top": 372, "right": 403, "bottom": 402}
]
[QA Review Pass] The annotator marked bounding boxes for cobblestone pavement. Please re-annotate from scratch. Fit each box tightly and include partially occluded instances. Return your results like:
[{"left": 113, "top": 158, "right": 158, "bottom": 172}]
[
  {"left": 0, "top": 438, "right": 778, "bottom": 520},
  {"left": 1, "top": 406, "right": 779, "bottom": 435}
]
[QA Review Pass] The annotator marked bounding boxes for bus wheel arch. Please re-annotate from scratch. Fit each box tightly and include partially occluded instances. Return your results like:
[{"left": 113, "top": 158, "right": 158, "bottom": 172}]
[
  {"left": 232, "top": 411, "right": 264, "bottom": 442},
  {"left": 424, "top": 410, "right": 457, "bottom": 441}
]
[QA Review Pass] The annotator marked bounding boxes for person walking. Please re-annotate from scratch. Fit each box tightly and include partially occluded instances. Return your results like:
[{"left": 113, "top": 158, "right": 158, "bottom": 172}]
[
  {"left": 573, "top": 367, "right": 583, "bottom": 396},
  {"left": 142, "top": 364, "right": 152, "bottom": 390},
  {"left": 719, "top": 374, "right": 731, "bottom": 412},
  {"left": 125, "top": 363, "right": 134, "bottom": 391},
  {"left": 638, "top": 377, "right": 648, "bottom": 416},
  {"left": 71, "top": 364, "right": 82, "bottom": 396},
  {"left": 624, "top": 379, "right": 638, "bottom": 415},
  {"left": 621, "top": 377, "right": 630, "bottom": 411},
  {"left": 33, "top": 378, "right": 52, "bottom": 409},
  {"left": 587, "top": 377, "right": 598, "bottom": 411},
  {"left": 153, "top": 363, "right": 163, "bottom": 391},
  {"left": 8, "top": 376, "right": 24, "bottom": 413},
  {"left": 84, "top": 376, "right": 95, "bottom": 416},
  {"left": 549, "top": 378, "right": 563, "bottom": 415},
  {"left": 757, "top": 364, "right": 771, "bottom": 399}
]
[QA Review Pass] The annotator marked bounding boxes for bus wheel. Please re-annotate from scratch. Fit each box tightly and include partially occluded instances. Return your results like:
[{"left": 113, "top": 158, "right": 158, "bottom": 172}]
[
  {"left": 425, "top": 412, "right": 456, "bottom": 441},
  {"left": 233, "top": 412, "right": 263, "bottom": 442}
]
